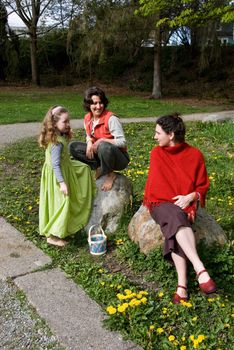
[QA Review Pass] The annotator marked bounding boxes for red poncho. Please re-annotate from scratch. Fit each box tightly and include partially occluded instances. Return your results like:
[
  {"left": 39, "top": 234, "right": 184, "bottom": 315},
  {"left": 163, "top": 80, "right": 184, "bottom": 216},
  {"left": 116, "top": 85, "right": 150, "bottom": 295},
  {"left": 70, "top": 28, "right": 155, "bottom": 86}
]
[{"left": 143, "top": 142, "right": 210, "bottom": 219}]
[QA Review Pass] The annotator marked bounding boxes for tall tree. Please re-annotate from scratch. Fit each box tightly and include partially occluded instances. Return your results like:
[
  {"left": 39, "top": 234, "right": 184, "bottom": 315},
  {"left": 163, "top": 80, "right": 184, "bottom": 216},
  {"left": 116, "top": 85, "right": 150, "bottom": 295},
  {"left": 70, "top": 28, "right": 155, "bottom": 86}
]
[
  {"left": 0, "top": 1, "right": 8, "bottom": 79},
  {"left": 137, "top": 0, "right": 234, "bottom": 98},
  {"left": 67, "top": 0, "right": 154, "bottom": 83},
  {"left": 3, "top": 0, "right": 76, "bottom": 85}
]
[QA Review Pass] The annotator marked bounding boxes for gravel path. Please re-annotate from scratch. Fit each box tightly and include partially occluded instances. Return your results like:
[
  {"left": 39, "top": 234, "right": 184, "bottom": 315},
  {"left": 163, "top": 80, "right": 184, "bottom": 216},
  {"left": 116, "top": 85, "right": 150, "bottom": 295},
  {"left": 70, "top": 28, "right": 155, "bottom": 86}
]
[{"left": 0, "top": 279, "right": 63, "bottom": 350}]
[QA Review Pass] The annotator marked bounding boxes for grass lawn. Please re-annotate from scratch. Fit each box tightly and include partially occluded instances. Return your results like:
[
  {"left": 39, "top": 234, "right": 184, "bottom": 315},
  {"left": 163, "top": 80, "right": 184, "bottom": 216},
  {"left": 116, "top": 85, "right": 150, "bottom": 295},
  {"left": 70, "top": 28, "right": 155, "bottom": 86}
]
[
  {"left": 0, "top": 87, "right": 233, "bottom": 124},
  {"left": 0, "top": 120, "right": 233, "bottom": 349}
]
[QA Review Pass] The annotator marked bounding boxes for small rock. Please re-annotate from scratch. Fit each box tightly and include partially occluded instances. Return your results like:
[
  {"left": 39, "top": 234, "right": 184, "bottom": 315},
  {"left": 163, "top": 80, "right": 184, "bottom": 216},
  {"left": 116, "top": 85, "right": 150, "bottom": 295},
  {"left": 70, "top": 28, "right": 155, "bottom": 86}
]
[{"left": 202, "top": 114, "right": 232, "bottom": 123}]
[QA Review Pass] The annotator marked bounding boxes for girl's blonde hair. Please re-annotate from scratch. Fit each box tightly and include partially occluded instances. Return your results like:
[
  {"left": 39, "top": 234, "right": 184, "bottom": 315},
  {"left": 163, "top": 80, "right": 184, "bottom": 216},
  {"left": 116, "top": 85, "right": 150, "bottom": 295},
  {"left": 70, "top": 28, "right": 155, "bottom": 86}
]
[{"left": 38, "top": 106, "right": 73, "bottom": 147}]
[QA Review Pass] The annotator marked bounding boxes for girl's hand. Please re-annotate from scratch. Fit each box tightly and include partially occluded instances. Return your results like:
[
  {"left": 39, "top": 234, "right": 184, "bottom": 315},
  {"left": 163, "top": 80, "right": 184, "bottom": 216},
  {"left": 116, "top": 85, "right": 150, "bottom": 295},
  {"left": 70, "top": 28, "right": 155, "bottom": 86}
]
[
  {"left": 172, "top": 193, "right": 195, "bottom": 209},
  {"left": 60, "top": 182, "right": 68, "bottom": 195},
  {"left": 86, "top": 140, "right": 94, "bottom": 159}
]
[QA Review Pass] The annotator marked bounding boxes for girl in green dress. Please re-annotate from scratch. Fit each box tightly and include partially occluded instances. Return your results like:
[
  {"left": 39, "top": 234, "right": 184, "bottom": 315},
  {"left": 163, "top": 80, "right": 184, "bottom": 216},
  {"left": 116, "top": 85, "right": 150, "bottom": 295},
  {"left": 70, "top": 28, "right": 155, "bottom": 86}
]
[{"left": 38, "top": 106, "right": 96, "bottom": 247}]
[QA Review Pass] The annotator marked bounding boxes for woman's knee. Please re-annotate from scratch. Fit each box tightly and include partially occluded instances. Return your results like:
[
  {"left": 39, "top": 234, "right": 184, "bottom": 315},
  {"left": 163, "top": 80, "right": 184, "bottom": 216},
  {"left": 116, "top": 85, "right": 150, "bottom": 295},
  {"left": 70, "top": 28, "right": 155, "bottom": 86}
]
[{"left": 98, "top": 142, "right": 114, "bottom": 157}]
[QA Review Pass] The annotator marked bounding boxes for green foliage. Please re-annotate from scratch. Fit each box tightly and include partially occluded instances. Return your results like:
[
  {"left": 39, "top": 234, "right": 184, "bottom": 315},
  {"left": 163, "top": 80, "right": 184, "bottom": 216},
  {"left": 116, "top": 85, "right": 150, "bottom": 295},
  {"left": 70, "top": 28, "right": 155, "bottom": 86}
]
[
  {"left": 66, "top": 0, "right": 153, "bottom": 80},
  {"left": 137, "top": 0, "right": 234, "bottom": 27},
  {"left": 0, "top": 121, "right": 233, "bottom": 349}
]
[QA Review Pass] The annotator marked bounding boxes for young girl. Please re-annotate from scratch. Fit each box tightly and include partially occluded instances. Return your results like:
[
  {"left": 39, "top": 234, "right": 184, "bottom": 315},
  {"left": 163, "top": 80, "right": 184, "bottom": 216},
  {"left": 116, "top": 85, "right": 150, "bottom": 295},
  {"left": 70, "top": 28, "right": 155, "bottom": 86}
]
[{"left": 38, "top": 106, "right": 96, "bottom": 247}]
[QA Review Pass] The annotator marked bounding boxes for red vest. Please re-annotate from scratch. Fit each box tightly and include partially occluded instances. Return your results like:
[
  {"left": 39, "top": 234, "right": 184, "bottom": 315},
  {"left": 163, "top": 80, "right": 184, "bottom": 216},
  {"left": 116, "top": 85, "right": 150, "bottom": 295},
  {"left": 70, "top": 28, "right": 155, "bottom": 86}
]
[{"left": 84, "top": 110, "right": 114, "bottom": 143}]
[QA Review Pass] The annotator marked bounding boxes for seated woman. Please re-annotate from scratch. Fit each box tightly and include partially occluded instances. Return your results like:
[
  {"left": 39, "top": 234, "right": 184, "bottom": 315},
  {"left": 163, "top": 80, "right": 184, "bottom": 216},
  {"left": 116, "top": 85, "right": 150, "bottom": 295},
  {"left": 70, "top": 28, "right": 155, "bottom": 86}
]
[
  {"left": 69, "top": 86, "right": 130, "bottom": 191},
  {"left": 143, "top": 113, "right": 217, "bottom": 303}
]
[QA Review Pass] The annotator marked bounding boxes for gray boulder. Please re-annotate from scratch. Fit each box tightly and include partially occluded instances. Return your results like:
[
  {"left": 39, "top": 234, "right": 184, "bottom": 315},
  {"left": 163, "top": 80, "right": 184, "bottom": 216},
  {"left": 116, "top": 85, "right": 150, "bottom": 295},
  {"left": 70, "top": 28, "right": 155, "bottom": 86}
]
[
  {"left": 202, "top": 114, "right": 233, "bottom": 123},
  {"left": 86, "top": 174, "right": 132, "bottom": 234},
  {"left": 128, "top": 205, "right": 227, "bottom": 254}
]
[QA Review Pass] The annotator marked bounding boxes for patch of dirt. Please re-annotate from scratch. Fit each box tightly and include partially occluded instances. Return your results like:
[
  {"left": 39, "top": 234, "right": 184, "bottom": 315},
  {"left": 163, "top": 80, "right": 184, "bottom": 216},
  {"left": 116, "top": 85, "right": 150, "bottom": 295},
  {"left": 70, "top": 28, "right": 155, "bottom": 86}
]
[{"left": 95, "top": 242, "right": 159, "bottom": 291}]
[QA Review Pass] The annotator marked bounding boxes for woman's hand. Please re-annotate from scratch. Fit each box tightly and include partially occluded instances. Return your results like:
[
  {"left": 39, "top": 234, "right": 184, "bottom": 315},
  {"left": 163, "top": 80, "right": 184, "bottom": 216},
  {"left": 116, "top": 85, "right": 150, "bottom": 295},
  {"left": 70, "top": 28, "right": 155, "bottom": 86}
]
[
  {"left": 172, "top": 193, "right": 196, "bottom": 209},
  {"left": 60, "top": 182, "right": 68, "bottom": 195},
  {"left": 86, "top": 140, "right": 94, "bottom": 159}
]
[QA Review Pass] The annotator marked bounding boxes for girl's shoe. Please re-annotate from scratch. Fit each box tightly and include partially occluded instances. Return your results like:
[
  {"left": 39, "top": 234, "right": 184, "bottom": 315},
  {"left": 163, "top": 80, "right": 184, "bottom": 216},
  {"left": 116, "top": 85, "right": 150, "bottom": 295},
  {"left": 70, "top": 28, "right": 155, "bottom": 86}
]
[
  {"left": 197, "top": 269, "right": 217, "bottom": 294},
  {"left": 172, "top": 285, "right": 188, "bottom": 304}
]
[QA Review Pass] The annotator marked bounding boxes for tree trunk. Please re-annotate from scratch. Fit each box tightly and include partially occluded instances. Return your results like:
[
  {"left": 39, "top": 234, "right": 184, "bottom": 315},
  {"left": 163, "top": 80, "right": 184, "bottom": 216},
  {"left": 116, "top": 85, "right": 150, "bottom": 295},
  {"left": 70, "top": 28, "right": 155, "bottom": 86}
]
[
  {"left": 29, "top": 28, "right": 40, "bottom": 86},
  {"left": 151, "top": 28, "right": 162, "bottom": 99}
]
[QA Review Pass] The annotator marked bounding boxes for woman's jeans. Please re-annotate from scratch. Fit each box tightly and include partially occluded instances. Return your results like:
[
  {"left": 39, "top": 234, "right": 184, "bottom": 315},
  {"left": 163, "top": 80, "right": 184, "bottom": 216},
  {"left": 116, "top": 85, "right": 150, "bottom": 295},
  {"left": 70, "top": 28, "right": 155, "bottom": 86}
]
[{"left": 69, "top": 141, "right": 130, "bottom": 176}]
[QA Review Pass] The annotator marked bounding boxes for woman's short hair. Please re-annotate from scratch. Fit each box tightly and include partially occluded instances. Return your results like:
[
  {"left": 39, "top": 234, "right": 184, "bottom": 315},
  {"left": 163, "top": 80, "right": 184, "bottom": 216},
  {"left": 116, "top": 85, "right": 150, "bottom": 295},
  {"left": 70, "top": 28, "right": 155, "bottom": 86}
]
[
  {"left": 156, "top": 113, "right": 186, "bottom": 143},
  {"left": 83, "top": 86, "right": 109, "bottom": 112}
]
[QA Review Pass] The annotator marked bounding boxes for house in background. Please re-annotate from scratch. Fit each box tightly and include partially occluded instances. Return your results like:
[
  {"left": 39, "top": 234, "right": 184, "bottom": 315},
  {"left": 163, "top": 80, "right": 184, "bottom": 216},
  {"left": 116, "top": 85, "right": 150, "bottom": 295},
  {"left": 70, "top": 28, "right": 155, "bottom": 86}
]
[{"left": 216, "top": 23, "right": 234, "bottom": 45}]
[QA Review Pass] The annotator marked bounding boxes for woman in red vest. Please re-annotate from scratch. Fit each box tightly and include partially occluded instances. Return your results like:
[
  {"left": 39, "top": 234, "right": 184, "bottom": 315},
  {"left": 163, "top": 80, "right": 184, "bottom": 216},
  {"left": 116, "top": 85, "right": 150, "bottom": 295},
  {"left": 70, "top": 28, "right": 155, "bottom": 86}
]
[
  {"left": 143, "top": 113, "right": 216, "bottom": 303},
  {"left": 69, "top": 87, "right": 130, "bottom": 191}
]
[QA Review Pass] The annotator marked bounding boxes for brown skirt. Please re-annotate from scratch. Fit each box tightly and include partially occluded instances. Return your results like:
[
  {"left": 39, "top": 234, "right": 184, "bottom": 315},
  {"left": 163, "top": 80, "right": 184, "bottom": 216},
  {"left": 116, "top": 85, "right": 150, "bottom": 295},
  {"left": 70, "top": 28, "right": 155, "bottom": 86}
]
[{"left": 150, "top": 202, "right": 192, "bottom": 263}]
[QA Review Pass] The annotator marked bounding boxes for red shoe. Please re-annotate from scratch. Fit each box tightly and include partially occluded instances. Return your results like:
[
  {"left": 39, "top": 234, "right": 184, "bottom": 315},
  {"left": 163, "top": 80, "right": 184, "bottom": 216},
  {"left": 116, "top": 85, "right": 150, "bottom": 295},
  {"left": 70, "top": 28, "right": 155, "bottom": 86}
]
[
  {"left": 197, "top": 270, "right": 217, "bottom": 294},
  {"left": 172, "top": 285, "right": 188, "bottom": 304}
]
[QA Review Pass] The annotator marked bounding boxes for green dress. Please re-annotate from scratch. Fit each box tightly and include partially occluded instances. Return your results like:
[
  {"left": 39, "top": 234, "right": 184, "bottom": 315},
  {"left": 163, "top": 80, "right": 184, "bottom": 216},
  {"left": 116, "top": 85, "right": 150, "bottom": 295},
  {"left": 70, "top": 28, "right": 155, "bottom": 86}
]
[{"left": 39, "top": 136, "right": 96, "bottom": 239}]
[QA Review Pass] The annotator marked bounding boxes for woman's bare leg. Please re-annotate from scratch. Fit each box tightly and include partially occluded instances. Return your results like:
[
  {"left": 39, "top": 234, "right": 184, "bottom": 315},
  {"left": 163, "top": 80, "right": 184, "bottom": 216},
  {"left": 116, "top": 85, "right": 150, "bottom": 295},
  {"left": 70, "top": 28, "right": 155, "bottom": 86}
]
[
  {"left": 171, "top": 252, "right": 188, "bottom": 297},
  {"left": 175, "top": 227, "right": 210, "bottom": 283}
]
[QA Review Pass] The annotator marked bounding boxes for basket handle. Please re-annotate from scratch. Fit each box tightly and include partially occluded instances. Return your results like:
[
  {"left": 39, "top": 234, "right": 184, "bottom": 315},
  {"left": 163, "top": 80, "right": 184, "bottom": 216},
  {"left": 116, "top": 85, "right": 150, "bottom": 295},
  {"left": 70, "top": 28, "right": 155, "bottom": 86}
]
[{"left": 88, "top": 224, "right": 106, "bottom": 242}]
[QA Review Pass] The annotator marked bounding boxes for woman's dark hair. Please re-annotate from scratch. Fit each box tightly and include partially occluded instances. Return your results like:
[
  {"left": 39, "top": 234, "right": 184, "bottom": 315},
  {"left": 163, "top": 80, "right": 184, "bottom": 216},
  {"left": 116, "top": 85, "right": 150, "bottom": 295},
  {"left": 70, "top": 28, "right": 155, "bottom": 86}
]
[
  {"left": 83, "top": 86, "right": 109, "bottom": 112},
  {"left": 156, "top": 113, "right": 186, "bottom": 143}
]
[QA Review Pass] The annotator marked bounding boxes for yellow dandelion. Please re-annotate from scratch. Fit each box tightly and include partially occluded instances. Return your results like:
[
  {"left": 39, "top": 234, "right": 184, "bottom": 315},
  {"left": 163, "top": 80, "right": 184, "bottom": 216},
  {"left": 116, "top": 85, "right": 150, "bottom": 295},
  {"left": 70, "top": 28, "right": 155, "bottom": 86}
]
[
  {"left": 180, "top": 346, "right": 187, "bottom": 350},
  {"left": 106, "top": 306, "right": 117, "bottom": 315},
  {"left": 181, "top": 300, "right": 192, "bottom": 307},
  {"left": 224, "top": 323, "right": 230, "bottom": 328},
  {"left": 124, "top": 289, "right": 132, "bottom": 295},
  {"left": 117, "top": 293, "right": 126, "bottom": 300},
  {"left": 115, "top": 239, "right": 124, "bottom": 245},
  {"left": 168, "top": 335, "right": 176, "bottom": 342},
  {"left": 197, "top": 334, "right": 205, "bottom": 343},
  {"left": 140, "top": 297, "right": 147, "bottom": 304},
  {"left": 118, "top": 303, "right": 128, "bottom": 313},
  {"left": 139, "top": 290, "right": 148, "bottom": 296},
  {"left": 158, "top": 291, "right": 164, "bottom": 298},
  {"left": 149, "top": 325, "right": 155, "bottom": 331},
  {"left": 192, "top": 316, "right": 198, "bottom": 321},
  {"left": 156, "top": 327, "right": 164, "bottom": 334}
]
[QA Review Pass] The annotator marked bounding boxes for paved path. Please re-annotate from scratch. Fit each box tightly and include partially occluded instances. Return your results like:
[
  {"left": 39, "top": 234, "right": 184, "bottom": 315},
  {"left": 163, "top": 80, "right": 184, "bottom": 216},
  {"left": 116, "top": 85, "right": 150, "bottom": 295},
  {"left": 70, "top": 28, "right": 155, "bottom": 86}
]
[
  {"left": 0, "top": 110, "right": 233, "bottom": 149},
  {"left": 0, "top": 110, "right": 233, "bottom": 350}
]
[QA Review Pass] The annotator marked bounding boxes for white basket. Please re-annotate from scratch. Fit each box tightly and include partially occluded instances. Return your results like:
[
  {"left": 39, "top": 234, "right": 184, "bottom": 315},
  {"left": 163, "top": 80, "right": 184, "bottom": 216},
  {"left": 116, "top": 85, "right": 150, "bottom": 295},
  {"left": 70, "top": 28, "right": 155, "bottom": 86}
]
[{"left": 88, "top": 225, "right": 107, "bottom": 256}]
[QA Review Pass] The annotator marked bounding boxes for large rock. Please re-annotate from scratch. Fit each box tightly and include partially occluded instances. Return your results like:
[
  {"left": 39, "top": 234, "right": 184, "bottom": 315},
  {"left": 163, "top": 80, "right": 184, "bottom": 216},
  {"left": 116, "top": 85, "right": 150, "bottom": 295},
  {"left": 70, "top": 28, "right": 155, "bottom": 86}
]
[
  {"left": 202, "top": 114, "right": 233, "bottom": 123},
  {"left": 86, "top": 174, "right": 132, "bottom": 234},
  {"left": 128, "top": 205, "right": 227, "bottom": 254}
]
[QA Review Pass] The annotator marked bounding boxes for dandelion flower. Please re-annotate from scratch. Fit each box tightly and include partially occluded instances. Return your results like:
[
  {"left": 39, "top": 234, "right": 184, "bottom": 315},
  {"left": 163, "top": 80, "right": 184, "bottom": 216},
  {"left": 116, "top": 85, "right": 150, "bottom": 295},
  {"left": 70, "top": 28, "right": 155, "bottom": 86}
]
[
  {"left": 168, "top": 335, "right": 175, "bottom": 342},
  {"left": 118, "top": 303, "right": 128, "bottom": 313},
  {"left": 106, "top": 306, "right": 117, "bottom": 315},
  {"left": 157, "top": 327, "right": 164, "bottom": 334}
]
